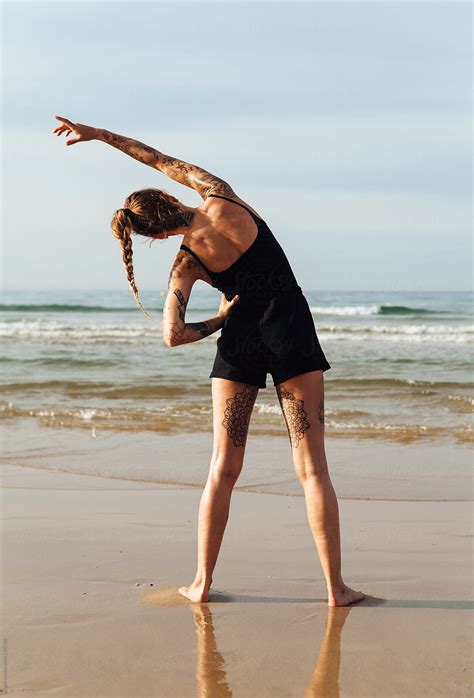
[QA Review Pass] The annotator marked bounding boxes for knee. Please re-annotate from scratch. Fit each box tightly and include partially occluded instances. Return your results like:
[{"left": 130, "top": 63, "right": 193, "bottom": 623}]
[
  {"left": 294, "top": 459, "right": 329, "bottom": 485},
  {"left": 209, "top": 458, "right": 242, "bottom": 486}
]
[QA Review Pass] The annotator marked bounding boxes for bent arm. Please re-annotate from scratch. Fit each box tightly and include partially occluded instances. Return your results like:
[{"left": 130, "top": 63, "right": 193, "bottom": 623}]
[
  {"left": 95, "top": 128, "right": 235, "bottom": 200},
  {"left": 162, "top": 251, "right": 225, "bottom": 347}
]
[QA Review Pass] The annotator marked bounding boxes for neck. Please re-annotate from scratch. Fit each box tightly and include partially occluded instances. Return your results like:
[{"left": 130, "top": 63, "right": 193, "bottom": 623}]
[
  {"left": 181, "top": 210, "right": 195, "bottom": 227},
  {"left": 159, "top": 210, "right": 196, "bottom": 239},
  {"left": 172, "top": 205, "right": 209, "bottom": 236}
]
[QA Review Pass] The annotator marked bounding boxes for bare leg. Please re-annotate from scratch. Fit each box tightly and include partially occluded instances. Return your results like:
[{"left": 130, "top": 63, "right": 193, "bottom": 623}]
[
  {"left": 276, "top": 370, "right": 364, "bottom": 607},
  {"left": 178, "top": 378, "right": 259, "bottom": 602}
]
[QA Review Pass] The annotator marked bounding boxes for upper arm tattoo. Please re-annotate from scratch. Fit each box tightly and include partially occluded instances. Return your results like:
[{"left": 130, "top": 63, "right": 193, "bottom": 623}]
[
  {"left": 158, "top": 156, "right": 236, "bottom": 200},
  {"left": 167, "top": 249, "right": 206, "bottom": 286},
  {"left": 174, "top": 289, "right": 186, "bottom": 321}
]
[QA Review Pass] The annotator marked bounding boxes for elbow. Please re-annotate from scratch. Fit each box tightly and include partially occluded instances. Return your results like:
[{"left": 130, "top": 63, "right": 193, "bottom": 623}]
[{"left": 163, "top": 334, "right": 181, "bottom": 348}]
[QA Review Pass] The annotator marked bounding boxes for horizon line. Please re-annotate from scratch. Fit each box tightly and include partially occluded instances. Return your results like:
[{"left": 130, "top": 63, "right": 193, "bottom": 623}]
[{"left": 1, "top": 287, "right": 472, "bottom": 295}]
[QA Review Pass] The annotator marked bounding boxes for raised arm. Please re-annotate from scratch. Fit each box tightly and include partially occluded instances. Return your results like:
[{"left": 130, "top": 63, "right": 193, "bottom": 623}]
[
  {"left": 98, "top": 128, "right": 236, "bottom": 200},
  {"left": 52, "top": 115, "right": 236, "bottom": 200},
  {"left": 163, "top": 250, "right": 239, "bottom": 347}
]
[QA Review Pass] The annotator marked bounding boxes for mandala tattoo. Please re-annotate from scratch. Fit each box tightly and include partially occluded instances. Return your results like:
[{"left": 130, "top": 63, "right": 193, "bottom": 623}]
[
  {"left": 221, "top": 385, "right": 258, "bottom": 447},
  {"left": 318, "top": 398, "right": 325, "bottom": 425},
  {"left": 276, "top": 385, "right": 310, "bottom": 447}
]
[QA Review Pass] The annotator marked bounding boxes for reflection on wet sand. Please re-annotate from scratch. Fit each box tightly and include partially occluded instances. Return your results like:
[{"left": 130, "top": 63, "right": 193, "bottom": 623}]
[
  {"left": 303, "top": 606, "right": 350, "bottom": 698},
  {"left": 140, "top": 586, "right": 355, "bottom": 697},
  {"left": 191, "top": 604, "right": 232, "bottom": 698}
]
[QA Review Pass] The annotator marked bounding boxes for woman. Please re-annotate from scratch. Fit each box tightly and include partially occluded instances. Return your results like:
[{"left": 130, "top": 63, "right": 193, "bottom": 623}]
[{"left": 53, "top": 115, "right": 365, "bottom": 607}]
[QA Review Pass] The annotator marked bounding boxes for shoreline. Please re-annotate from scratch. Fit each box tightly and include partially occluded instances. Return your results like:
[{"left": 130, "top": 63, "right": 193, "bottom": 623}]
[
  {"left": 2, "top": 461, "right": 472, "bottom": 502},
  {"left": 4, "top": 422, "right": 473, "bottom": 501}
]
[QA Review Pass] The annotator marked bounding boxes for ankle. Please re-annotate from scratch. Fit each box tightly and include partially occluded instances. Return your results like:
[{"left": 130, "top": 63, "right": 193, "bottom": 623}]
[
  {"left": 327, "top": 578, "right": 345, "bottom": 595},
  {"left": 193, "top": 573, "right": 212, "bottom": 589}
]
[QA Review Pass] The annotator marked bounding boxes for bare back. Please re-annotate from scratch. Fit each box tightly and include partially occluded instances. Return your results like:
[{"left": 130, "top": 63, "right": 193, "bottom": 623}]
[{"left": 180, "top": 194, "right": 265, "bottom": 277}]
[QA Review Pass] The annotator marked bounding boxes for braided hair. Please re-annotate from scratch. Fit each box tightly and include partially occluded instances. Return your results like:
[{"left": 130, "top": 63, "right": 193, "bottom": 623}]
[{"left": 110, "top": 188, "right": 193, "bottom": 317}]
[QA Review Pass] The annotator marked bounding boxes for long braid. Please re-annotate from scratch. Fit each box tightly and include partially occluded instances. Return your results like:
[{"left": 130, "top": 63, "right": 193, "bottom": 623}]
[
  {"left": 111, "top": 209, "right": 152, "bottom": 319},
  {"left": 110, "top": 188, "right": 193, "bottom": 317}
]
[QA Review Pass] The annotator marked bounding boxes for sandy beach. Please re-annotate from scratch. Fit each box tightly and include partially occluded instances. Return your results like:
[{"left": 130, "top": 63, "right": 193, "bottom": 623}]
[
  {"left": 2, "top": 289, "right": 472, "bottom": 696},
  {"left": 2, "top": 454, "right": 472, "bottom": 697}
]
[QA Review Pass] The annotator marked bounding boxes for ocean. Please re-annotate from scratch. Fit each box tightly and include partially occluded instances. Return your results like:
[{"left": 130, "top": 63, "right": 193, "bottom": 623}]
[
  {"left": 1, "top": 288, "right": 472, "bottom": 443},
  {"left": 2, "top": 288, "right": 472, "bottom": 499}
]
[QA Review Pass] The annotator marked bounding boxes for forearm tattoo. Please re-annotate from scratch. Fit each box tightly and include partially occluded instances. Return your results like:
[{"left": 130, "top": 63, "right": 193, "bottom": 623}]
[
  {"left": 165, "top": 320, "right": 212, "bottom": 343},
  {"left": 163, "top": 282, "right": 216, "bottom": 345},
  {"left": 318, "top": 398, "right": 325, "bottom": 425},
  {"left": 222, "top": 385, "right": 258, "bottom": 447},
  {"left": 187, "top": 321, "right": 213, "bottom": 337},
  {"left": 172, "top": 290, "right": 214, "bottom": 338},
  {"left": 276, "top": 385, "right": 310, "bottom": 448},
  {"left": 98, "top": 129, "right": 162, "bottom": 167}
]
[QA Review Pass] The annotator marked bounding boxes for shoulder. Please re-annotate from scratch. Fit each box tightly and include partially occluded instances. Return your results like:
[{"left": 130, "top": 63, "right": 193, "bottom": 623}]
[
  {"left": 204, "top": 190, "right": 263, "bottom": 220},
  {"left": 203, "top": 181, "right": 236, "bottom": 199}
]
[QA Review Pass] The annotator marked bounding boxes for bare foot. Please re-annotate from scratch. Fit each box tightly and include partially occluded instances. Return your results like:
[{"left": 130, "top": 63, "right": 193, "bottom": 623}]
[
  {"left": 328, "top": 584, "right": 365, "bottom": 607},
  {"left": 177, "top": 577, "right": 213, "bottom": 603}
]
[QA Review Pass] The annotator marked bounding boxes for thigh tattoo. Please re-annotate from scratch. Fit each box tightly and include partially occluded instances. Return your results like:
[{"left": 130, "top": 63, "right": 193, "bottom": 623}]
[
  {"left": 276, "top": 385, "right": 310, "bottom": 447},
  {"left": 222, "top": 385, "right": 258, "bottom": 447},
  {"left": 318, "top": 398, "right": 324, "bottom": 424}
]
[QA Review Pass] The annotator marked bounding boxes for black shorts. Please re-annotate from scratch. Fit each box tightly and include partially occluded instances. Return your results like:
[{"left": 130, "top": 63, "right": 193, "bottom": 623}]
[
  {"left": 209, "top": 288, "right": 331, "bottom": 389},
  {"left": 209, "top": 345, "right": 331, "bottom": 389}
]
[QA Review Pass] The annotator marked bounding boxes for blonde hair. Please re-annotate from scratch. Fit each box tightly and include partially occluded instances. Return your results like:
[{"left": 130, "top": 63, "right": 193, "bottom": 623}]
[{"left": 110, "top": 188, "right": 192, "bottom": 318}]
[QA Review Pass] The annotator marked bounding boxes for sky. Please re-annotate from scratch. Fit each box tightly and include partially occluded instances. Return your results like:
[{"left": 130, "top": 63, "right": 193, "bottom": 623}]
[{"left": 2, "top": 0, "right": 472, "bottom": 293}]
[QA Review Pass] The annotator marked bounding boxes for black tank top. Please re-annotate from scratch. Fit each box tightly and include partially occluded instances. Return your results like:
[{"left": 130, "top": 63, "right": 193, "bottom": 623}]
[{"left": 179, "top": 194, "right": 300, "bottom": 304}]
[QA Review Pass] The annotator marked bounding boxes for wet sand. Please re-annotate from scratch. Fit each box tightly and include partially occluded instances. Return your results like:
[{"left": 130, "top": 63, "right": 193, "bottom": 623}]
[
  {"left": 2, "top": 462, "right": 473, "bottom": 697},
  {"left": 4, "top": 421, "right": 473, "bottom": 501}
]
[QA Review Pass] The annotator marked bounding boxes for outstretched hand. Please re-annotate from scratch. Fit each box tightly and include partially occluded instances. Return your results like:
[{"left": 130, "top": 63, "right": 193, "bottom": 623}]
[
  {"left": 52, "top": 115, "right": 98, "bottom": 146},
  {"left": 218, "top": 293, "right": 240, "bottom": 319}
]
